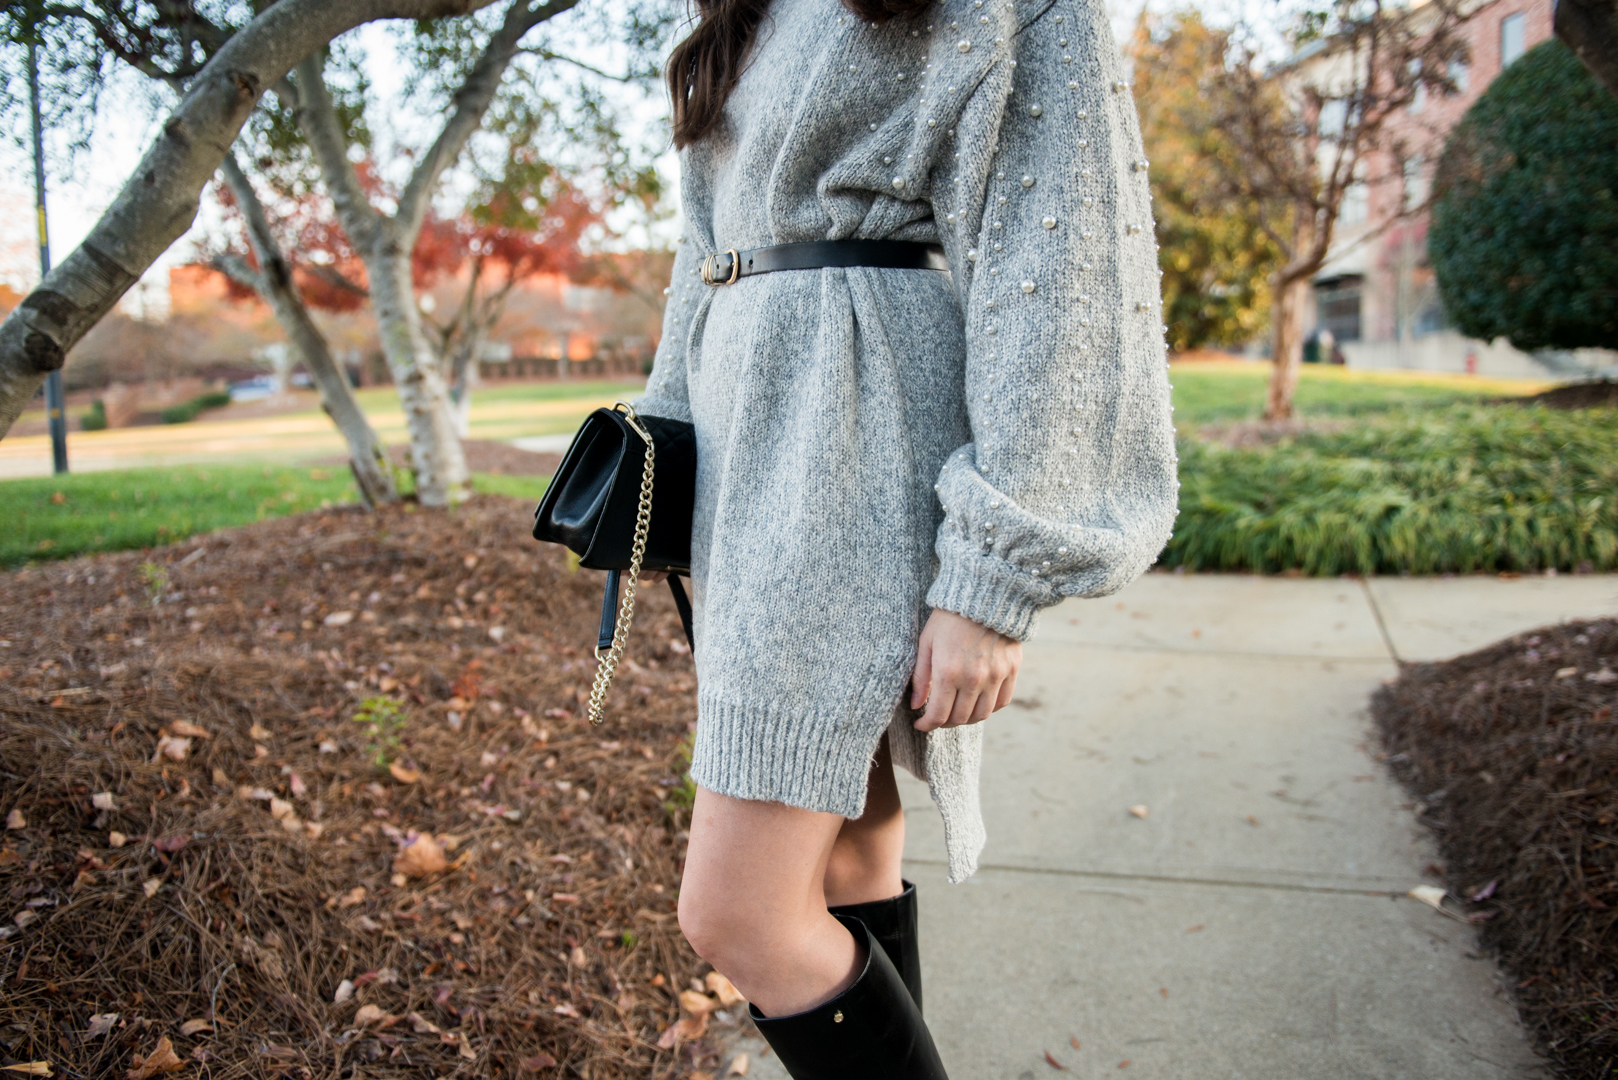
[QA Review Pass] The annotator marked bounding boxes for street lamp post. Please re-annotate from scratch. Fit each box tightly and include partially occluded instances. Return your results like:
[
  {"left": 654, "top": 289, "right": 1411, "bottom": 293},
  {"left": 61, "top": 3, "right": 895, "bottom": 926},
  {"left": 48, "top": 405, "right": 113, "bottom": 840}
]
[{"left": 28, "top": 37, "right": 68, "bottom": 474}]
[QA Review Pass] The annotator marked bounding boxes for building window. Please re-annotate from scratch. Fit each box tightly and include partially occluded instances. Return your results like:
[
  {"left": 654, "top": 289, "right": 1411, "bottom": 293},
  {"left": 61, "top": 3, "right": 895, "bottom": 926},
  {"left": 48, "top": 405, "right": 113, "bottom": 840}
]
[
  {"left": 1448, "top": 59, "right": 1470, "bottom": 94},
  {"left": 1501, "top": 12, "right": 1526, "bottom": 67},
  {"left": 1403, "top": 155, "right": 1427, "bottom": 210},
  {"left": 1340, "top": 181, "right": 1370, "bottom": 226},
  {"left": 1315, "top": 276, "right": 1363, "bottom": 342},
  {"left": 1318, "top": 98, "right": 1347, "bottom": 137}
]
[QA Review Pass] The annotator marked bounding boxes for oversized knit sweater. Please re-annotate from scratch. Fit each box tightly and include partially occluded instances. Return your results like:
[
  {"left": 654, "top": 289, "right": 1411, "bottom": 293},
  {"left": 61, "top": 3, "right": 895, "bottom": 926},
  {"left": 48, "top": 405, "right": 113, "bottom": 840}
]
[{"left": 634, "top": 0, "right": 1178, "bottom": 881}]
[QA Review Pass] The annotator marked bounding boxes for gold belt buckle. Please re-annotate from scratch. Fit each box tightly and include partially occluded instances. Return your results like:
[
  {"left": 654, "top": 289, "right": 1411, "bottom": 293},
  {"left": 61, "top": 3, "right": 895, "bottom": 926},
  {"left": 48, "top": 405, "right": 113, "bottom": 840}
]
[{"left": 700, "top": 248, "right": 741, "bottom": 286}]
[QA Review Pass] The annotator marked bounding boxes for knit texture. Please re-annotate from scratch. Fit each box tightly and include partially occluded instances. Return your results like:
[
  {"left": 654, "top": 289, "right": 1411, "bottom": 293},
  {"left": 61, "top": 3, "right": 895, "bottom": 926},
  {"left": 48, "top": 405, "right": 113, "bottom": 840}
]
[{"left": 635, "top": 0, "right": 1177, "bottom": 881}]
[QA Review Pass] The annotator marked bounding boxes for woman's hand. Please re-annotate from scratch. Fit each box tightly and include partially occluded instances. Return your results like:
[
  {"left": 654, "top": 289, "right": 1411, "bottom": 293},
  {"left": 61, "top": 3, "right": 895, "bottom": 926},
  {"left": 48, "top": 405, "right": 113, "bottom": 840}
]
[
  {"left": 638, "top": 571, "right": 669, "bottom": 585},
  {"left": 909, "top": 609, "right": 1022, "bottom": 732}
]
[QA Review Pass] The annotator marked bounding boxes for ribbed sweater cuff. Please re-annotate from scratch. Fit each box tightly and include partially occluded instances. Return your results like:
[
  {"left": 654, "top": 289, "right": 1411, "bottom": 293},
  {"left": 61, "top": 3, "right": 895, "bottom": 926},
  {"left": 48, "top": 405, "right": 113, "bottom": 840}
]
[
  {"left": 689, "top": 692, "right": 887, "bottom": 820},
  {"left": 926, "top": 545, "right": 1044, "bottom": 642}
]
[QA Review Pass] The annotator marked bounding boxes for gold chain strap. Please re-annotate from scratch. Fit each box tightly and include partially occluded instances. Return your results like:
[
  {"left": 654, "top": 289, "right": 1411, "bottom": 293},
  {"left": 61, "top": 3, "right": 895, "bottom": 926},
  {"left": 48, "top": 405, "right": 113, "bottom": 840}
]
[{"left": 586, "top": 410, "right": 656, "bottom": 726}]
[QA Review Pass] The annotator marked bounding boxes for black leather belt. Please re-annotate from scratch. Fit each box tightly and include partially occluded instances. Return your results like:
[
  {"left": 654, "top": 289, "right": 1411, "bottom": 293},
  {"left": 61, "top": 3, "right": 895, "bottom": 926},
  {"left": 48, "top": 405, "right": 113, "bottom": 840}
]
[{"left": 699, "top": 239, "right": 949, "bottom": 286}]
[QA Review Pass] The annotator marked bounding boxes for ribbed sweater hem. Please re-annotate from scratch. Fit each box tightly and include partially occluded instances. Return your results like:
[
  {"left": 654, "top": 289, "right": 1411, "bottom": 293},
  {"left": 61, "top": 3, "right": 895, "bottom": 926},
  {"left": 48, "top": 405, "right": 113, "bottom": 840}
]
[
  {"left": 690, "top": 691, "right": 890, "bottom": 819},
  {"left": 927, "top": 544, "right": 1043, "bottom": 642}
]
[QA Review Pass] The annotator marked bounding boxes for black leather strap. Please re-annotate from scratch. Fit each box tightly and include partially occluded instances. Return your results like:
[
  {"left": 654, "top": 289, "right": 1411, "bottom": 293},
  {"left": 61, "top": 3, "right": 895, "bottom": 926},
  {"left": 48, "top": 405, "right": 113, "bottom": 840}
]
[
  {"left": 702, "top": 240, "right": 947, "bottom": 285},
  {"left": 597, "top": 571, "right": 697, "bottom": 656}
]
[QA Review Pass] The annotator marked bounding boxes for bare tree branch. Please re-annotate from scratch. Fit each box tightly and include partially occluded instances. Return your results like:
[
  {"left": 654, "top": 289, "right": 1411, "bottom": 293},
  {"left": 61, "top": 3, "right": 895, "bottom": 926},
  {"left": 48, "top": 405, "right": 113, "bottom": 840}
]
[
  {"left": 0, "top": 0, "right": 507, "bottom": 438},
  {"left": 394, "top": 0, "right": 583, "bottom": 242},
  {"left": 517, "top": 46, "right": 636, "bottom": 83}
]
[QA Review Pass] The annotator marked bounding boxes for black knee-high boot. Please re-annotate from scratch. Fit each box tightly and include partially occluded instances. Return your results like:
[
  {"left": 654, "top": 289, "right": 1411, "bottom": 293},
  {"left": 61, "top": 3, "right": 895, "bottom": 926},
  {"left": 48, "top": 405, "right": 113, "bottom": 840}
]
[
  {"left": 829, "top": 880, "right": 922, "bottom": 1011},
  {"left": 749, "top": 914, "right": 948, "bottom": 1080}
]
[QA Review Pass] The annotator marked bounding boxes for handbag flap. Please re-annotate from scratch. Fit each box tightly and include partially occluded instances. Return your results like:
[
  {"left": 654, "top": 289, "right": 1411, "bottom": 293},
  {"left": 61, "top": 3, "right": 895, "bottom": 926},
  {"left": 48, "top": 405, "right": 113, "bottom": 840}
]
[{"left": 532, "top": 408, "right": 634, "bottom": 559}]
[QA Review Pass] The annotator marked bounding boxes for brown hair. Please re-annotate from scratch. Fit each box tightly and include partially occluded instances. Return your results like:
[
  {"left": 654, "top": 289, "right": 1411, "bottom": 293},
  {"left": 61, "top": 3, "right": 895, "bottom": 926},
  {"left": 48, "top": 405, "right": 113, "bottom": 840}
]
[{"left": 667, "top": 0, "right": 934, "bottom": 148}]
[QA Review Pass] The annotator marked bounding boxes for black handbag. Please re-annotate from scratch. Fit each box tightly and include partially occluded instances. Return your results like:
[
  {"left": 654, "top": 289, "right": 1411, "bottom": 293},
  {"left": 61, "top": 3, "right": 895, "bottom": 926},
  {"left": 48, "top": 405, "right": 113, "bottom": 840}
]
[{"left": 532, "top": 401, "right": 696, "bottom": 724}]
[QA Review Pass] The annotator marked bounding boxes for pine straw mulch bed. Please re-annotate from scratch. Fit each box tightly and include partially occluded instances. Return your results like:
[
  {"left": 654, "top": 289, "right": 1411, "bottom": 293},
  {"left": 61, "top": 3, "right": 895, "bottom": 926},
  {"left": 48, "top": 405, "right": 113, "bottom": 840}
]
[
  {"left": 1372, "top": 618, "right": 1618, "bottom": 1079},
  {"left": 1518, "top": 382, "right": 1618, "bottom": 411},
  {"left": 0, "top": 496, "right": 746, "bottom": 1080}
]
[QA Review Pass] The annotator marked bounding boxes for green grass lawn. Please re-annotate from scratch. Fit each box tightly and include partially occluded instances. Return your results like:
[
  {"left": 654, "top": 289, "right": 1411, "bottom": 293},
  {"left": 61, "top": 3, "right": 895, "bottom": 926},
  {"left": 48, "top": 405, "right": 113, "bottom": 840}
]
[
  {"left": 344, "top": 379, "right": 645, "bottom": 416},
  {"left": 1168, "top": 363, "right": 1540, "bottom": 425},
  {"left": 0, "top": 367, "right": 1589, "bottom": 574},
  {"left": 0, "top": 465, "right": 550, "bottom": 568}
]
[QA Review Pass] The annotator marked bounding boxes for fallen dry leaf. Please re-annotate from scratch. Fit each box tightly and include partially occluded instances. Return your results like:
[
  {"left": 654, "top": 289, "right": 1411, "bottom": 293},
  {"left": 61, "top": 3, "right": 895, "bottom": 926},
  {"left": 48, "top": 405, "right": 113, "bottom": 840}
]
[
  {"left": 152, "top": 736, "right": 191, "bottom": 762},
  {"left": 394, "top": 833, "right": 447, "bottom": 878},
  {"left": 142, "top": 878, "right": 161, "bottom": 898},
  {"left": 323, "top": 610, "right": 355, "bottom": 627},
  {"left": 1119, "top": 1060, "right": 1131, "bottom": 1069},
  {"left": 85, "top": 1013, "right": 120, "bottom": 1039},
  {"left": 4, "top": 809, "right": 22, "bottom": 830},
  {"left": 91, "top": 791, "right": 116, "bottom": 810},
  {"left": 269, "top": 798, "right": 295, "bottom": 821},
  {"left": 168, "top": 720, "right": 211, "bottom": 739},
  {"left": 1128, "top": 804, "right": 1149, "bottom": 819},
  {"left": 679, "top": 989, "right": 719, "bottom": 1015},
  {"left": 177, "top": 1019, "right": 212, "bottom": 1037},
  {"left": 333, "top": 979, "right": 355, "bottom": 1004},
  {"left": 1070, "top": 1037, "right": 1081, "bottom": 1050},
  {"left": 725, "top": 1053, "right": 749, "bottom": 1077},
  {"left": 353, "top": 1004, "right": 387, "bottom": 1027},
  {"left": 406, "top": 1013, "right": 441, "bottom": 1035},
  {"left": 706, "top": 970, "right": 745, "bottom": 1006},
  {"left": 108, "top": 831, "right": 127, "bottom": 848},
  {"left": 334, "top": 886, "right": 366, "bottom": 909},
  {"left": 127, "top": 1035, "right": 186, "bottom": 1079},
  {"left": 288, "top": 772, "right": 307, "bottom": 797},
  {"left": 552, "top": 1003, "right": 582, "bottom": 1019},
  {"left": 248, "top": 724, "right": 272, "bottom": 741},
  {"left": 521, "top": 1052, "right": 558, "bottom": 1071},
  {"left": 0, "top": 1064, "right": 52, "bottom": 1076},
  {"left": 1045, "top": 1049, "right": 1069, "bottom": 1070},
  {"left": 1409, "top": 884, "right": 1447, "bottom": 910},
  {"left": 457, "top": 1032, "right": 477, "bottom": 1061},
  {"left": 1184, "top": 924, "right": 1204, "bottom": 933},
  {"left": 388, "top": 761, "right": 421, "bottom": 784},
  {"left": 152, "top": 833, "right": 190, "bottom": 854}
]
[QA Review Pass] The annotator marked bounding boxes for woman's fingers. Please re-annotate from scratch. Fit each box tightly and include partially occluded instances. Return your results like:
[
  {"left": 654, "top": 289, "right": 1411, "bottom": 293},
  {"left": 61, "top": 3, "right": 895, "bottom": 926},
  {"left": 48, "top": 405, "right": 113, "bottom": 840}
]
[
  {"left": 638, "top": 570, "right": 669, "bottom": 585},
  {"left": 993, "top": 670, "right": 1017, "bottom": 713},
  {"left": 914, "top": 685, "right": 957, "bottom": 732},
  {"left": 910, "top": 632, "right": 935, "bottom": 710}
]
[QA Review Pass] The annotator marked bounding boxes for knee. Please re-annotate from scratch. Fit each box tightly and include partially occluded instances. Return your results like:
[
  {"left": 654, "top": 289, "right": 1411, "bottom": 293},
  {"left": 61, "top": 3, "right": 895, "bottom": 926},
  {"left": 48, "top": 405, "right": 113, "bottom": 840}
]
[{"left": 677, "top": 883, "right": 750, "bottom": 970}]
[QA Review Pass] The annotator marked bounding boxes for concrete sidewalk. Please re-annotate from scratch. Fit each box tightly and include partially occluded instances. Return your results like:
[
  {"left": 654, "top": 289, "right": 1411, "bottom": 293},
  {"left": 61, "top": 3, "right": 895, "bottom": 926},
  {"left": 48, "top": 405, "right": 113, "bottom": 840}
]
[{"left": 731, "top": 573, "right": 1618, "bottom": 1079}]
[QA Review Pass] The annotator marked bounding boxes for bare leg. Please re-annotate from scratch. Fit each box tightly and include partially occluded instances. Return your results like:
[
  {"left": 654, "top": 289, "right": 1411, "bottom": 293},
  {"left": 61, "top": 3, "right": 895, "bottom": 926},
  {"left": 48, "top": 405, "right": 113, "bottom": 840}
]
[
  {"left": 678, "top": 788, "right": 862, "bottom": 1017},
  {"left": 824, "top": 733, "right": 906, "bottom": 907}
]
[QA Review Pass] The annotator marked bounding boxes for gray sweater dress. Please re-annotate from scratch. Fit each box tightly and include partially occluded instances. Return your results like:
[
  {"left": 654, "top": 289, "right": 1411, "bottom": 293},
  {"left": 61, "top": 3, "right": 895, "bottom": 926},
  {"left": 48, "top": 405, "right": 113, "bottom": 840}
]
[{"left": 634, "top": 0, "right": 1178, "bottom": 881}]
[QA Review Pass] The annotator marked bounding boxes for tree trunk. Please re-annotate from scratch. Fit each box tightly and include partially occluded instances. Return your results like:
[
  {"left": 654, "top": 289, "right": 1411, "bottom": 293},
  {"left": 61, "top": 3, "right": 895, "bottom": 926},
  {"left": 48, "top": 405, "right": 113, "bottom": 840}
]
[
  {"left": 369, "top": 235, "right": 470, "bottom": 506},
  {"left": 0, "top": 0, "right": 504, "bottom": 439},
  {"left": 1557, "top": 0, "right": 1618, "bottom": 100},
  {"left": 1265, "top": 275, "right": 1309, "bottom": 420},
  {"left": 218, "top": 154, "right": 398, "bottom": 507}
]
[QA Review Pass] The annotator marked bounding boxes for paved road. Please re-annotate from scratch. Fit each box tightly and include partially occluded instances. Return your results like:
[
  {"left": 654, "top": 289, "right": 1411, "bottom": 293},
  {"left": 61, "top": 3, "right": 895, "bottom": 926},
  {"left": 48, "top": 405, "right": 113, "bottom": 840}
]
[{"left": 724, "top": 573, "right": 1618, "bottom": 1079}]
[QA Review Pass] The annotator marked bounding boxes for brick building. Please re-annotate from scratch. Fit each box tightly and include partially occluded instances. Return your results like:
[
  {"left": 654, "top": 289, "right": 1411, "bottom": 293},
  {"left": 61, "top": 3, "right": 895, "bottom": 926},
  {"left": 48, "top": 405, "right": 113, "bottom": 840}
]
[{"left": 1293, "top": 0, "right": 1614, "bottom": 377}]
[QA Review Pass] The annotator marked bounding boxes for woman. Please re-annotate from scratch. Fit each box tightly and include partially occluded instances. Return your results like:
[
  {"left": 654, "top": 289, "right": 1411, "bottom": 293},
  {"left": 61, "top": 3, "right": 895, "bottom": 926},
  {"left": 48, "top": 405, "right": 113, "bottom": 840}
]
[{"left": 635, "top": 0, "right": 1178, "bottom": 1070}]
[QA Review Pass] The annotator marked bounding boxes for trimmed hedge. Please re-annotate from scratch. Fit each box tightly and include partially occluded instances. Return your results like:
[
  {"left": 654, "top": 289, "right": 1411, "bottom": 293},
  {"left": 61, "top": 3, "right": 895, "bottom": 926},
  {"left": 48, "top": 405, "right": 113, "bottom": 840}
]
[
  {"left": 1164, "top": 405, "right": 1618, "bottom": 575},
  {"left": 161, "top": 390, "right": 233, "bottom": 425}
]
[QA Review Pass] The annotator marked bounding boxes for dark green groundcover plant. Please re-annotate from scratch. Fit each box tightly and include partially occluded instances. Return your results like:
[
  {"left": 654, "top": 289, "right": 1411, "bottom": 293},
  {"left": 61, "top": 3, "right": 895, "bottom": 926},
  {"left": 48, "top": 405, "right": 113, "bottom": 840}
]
[{"left": 1430, "top": 40, "right": 1618, "bottom": 352}]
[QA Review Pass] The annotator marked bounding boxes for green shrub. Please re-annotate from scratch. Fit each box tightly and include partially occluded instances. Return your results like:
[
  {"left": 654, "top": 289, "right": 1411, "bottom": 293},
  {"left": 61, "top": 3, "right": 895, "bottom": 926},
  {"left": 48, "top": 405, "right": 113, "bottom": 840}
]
[
  {"left": 161, "top": 391, "right": 233, "bottom": 424},
  {"left": 80, "top": 400, "right": 107, "bottom": 431},
  {"left": 1430, "top": 40, "right": 1618, "bottom": 352},
  {"left": 1165, "top": 405, "right": 1618, "bottom": 575}
]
